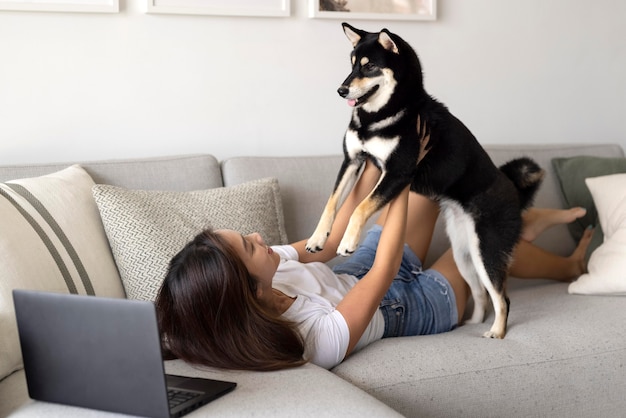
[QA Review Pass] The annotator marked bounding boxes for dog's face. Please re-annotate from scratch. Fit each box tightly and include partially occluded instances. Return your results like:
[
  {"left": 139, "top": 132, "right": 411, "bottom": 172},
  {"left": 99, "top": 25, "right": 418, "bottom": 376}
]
[{"left": 338, "top": 23, "right": 400, "bottom": 113}]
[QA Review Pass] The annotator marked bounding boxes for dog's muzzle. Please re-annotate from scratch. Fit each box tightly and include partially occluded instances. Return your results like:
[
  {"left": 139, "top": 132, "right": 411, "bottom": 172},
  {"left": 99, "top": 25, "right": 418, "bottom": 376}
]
[
  {"left": 337, "top": 85, "right": 379, "bottom": 108},
  {"left": 337, "top": 86, "right": 350, "bottom": 98}
]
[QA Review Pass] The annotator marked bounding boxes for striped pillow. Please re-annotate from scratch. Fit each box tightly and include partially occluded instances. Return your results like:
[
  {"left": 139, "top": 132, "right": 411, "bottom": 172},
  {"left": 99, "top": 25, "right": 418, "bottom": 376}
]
[{"left": 0, "top": 165, "right": 125, "bottom": 381}]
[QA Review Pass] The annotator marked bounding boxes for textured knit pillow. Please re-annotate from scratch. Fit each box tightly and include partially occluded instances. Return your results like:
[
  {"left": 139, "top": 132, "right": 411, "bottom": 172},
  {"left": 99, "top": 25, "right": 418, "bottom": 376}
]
[
  {"left": 552, "top": 156, "right": 626, "bottom": 261},
  {"left": 92, "top": 178, "right": 287, "bottom": 302},
  {"left": 0, "top": 165, "right": 125, "bottom": 381},
  {"left": 569, "top": 174, "right": 626, "bottom": 295}
]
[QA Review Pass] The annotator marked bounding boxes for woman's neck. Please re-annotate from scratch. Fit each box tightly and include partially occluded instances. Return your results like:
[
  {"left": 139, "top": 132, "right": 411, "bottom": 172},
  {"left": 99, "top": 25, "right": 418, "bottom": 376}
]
[{"left": 271, "top": 288, "right": 295, "bottom": 315}]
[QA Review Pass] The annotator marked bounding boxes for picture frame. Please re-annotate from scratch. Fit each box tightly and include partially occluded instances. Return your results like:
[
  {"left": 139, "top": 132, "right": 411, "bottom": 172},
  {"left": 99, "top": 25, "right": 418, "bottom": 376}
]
[
  {"left": 0, "top": 0, "right": 118, "bottom": 12},
  {"left": 309, "top": 0, "right": 436, "bottom": 21},
  {"left": 147, "top": 0, "right": 290, "bottom": 17}
]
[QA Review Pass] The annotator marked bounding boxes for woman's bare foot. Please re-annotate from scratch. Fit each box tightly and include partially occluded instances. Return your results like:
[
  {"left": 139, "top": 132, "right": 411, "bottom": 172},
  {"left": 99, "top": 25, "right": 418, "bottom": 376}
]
[
  {"left": 521, "top": 207, "right": 587, "bottom": 242},
  {"left": 562, "top": 226, "right": 594, "bottom": 281}
]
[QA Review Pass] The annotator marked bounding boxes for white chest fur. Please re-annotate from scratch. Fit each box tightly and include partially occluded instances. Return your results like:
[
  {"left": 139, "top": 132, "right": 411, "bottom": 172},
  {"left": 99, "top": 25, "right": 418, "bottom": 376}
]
[{"left": 345, "top": 129, "right": 399, "bottom": 162}]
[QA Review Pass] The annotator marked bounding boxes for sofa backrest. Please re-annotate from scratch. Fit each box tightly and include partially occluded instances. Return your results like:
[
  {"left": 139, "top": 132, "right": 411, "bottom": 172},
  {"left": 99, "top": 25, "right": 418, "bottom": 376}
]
[
  {"left": 0, "top": 154, "right": 223, "bottom": 191},
  {"left": 221, "top": 144, "right": 625, "bottom": 265},
  {"left": 1, "top": 143, "right": 623, "bottom": 265},
  {"left": 222, "top": 155, "right": 344, "bottom": 246}
]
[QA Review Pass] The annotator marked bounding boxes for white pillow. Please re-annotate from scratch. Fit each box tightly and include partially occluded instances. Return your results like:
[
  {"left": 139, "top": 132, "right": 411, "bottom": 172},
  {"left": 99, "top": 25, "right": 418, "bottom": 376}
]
[
  {"left": 568, "top": 173, "right": 626, "bottom": 295},
  {"left": 0, "top": 165, "right": 125, "bottom": 380},
  {"left": 92, "top": 178, "right": 287, "bottom": 302}
]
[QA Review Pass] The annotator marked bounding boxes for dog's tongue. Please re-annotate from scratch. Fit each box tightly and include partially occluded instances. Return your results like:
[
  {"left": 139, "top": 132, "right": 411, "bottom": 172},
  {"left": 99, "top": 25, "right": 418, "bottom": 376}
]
[{"left": 347, "top": 99, "right": 357, "bottom": 107}]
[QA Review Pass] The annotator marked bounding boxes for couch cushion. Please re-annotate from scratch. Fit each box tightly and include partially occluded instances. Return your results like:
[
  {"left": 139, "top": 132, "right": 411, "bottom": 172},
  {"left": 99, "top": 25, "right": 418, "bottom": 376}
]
[
  {"left": 333, "top": 281, "right": 626, "bottom": 417},
  {"left": 0, "top": 166, "right": 125, "bottom": 381},
  {"left": 6, "top": 362, "right": 403, "bottom": 418},
  {"left": 92, "top": 178, "right": 287, "bottom": 301},
  {"left": 552, "top": 155, "right": 626, "bottom": 261},
  {"left": 569, "top": 173, "right": 626, "bottom": 295},
  {"left": 0, "top": 154, "right": 223, "bottom": 191},
  {"left": 0, "top": 370, "right": 29, "bottom": 417}
]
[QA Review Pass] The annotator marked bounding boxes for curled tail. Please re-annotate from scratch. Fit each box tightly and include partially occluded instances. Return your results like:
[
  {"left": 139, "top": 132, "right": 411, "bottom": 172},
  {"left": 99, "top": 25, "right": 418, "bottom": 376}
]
[{"left": 499, "top": 157, "right": 544, "bottom": 210}]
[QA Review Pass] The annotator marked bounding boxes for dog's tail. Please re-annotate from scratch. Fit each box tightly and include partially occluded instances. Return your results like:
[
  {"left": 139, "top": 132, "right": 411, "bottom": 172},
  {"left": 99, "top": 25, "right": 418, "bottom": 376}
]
[{"left": 499, "top": 157, "right": 545, "bottom": 210}]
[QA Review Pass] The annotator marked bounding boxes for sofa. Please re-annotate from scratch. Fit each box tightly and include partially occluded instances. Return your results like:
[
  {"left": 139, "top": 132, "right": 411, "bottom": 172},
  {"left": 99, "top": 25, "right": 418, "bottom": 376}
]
[{"left": 1, "top": 143, "right": 625, "bottom": 418}]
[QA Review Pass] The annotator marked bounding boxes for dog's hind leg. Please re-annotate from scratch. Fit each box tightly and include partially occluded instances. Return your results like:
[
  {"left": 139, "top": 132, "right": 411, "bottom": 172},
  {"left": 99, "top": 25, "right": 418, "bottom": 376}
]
[
  {"left": 457, "top": 241, "right": 509, "bottom": 338},
  {"left": 442, "top": 199, "right": 512, "bottom": 338},
  {"left": 462, "top": 268, "right": 488, "bottom": 325},
  {"left": 306, "top": 159, "right": 365, "bottom": 253},
  {"left": 482, "top": 276, "right": 510, "bottom": 339},
  {"left": 469, "top": 229, "right": 511, "bottom": 338},
  {"left": 441, "top": 200, "right": 489, "bottom": 323},
  {"left": 465, "top": 259, "right": 509, "bottom": 338}
]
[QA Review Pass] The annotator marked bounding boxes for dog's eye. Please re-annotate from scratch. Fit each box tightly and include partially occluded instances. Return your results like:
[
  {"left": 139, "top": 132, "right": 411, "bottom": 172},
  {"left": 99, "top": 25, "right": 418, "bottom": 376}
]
[{"left": 362, "top": 63, "right": 378, "bottom": 74}]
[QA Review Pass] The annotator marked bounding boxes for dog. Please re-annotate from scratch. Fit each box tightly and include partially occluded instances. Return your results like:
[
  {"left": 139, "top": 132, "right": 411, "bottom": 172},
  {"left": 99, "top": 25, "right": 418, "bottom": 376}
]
[{"left": 305, "top": 23, "right": 544, "bottom": 339}]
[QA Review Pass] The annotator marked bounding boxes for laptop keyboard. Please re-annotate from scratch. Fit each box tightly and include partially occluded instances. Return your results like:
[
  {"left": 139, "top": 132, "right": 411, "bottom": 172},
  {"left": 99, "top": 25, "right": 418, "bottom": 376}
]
[{"left": 168, "top": 389, "right": 202, "bottom": 408}]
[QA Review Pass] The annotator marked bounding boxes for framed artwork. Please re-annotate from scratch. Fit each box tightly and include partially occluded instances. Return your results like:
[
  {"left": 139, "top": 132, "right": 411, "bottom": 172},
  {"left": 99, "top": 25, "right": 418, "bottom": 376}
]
[
  {"left": 310, "top": 0, "right": 436, "bottom": 21},
  {"left": 147, "top": 0, "right": 290, "bottom": 16},
  {"left": 0, "top": 0, "right": 118, "bottom": 12}
]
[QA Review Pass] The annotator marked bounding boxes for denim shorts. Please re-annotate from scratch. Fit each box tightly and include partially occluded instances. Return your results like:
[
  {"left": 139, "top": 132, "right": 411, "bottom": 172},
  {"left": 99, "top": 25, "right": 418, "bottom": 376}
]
[{"left": 333, "top": 225, "right": 458, "bottom": 338}]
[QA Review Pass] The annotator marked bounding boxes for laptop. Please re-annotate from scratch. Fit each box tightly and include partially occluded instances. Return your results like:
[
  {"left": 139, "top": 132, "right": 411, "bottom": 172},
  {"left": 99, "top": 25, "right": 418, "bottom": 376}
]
[{"left": 12, "top": 289, "right": 236, "bottom": 418}]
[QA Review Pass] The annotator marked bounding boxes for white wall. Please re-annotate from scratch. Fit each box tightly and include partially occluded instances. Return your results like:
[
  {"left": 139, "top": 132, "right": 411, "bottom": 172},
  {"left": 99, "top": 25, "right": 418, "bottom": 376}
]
[{"left": 1, "top": 0, "right": 625, "bottom": 165}]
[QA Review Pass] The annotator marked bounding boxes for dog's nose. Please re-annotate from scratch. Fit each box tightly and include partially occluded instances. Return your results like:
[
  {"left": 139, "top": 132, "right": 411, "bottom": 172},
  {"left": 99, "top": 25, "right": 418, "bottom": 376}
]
[{"left": 337, "top": 86, "right": 349, "bottom": 98}]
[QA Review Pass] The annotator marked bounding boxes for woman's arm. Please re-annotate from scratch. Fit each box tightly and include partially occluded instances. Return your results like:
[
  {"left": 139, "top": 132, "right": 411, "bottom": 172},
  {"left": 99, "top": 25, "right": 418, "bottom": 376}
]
[
  {"left": 335, "top": 186, "right": 410, "bottom": 356},
  {"left": 292, "top": 161, "right": 382, "bottom": 264}
]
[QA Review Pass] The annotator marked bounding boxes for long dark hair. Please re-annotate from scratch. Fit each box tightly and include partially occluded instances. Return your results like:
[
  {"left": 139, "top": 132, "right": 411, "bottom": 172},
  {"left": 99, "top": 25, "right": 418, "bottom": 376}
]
[{"left": 155, "top": 229, "right": 306, "bottom": 371}]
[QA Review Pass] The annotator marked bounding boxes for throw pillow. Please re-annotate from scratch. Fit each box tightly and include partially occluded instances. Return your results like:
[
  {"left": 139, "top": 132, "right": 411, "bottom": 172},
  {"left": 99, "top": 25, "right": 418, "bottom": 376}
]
[
  {"left": 552, "top": 156, "right": 626, "bottom": 261},
  {"left": 568, "top": 173, "right": 626, "bottom": 295},
  {"left": 0, "top": 165, "right": 125, "bottom": 381},
  {"left": 92, "top": 178, "right": 287, "bottom": 302}
]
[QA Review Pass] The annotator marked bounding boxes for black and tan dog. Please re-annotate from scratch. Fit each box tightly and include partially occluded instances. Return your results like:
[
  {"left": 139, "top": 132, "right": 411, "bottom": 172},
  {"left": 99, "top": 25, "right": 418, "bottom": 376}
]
[{"left": 306, "top": 23, "right": 544, "bottom": 339}]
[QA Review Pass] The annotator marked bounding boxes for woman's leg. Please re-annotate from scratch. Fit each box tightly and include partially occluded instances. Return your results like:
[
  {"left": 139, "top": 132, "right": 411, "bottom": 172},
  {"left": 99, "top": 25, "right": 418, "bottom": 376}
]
[
  {"left": 510, "top": 227, "right": 593, "bottom": 280},
  {"left": 511, "top": 206, "right": 592, "bottom": 280},
  {"left": 521, "top": 207, "right": 587, "bottom": 242}
]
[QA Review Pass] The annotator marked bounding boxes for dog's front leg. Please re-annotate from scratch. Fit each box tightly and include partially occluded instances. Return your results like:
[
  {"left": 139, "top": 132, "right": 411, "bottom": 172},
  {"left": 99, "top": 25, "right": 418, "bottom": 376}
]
[
  {"left": 337, "top": 170, "right": 406, "bottom": 256},
  {"left": 306, "top": 160, "right": 363, "bottom": 253},
  {"left": 337, "top": 194, "right": 383, "bottom": 256}
]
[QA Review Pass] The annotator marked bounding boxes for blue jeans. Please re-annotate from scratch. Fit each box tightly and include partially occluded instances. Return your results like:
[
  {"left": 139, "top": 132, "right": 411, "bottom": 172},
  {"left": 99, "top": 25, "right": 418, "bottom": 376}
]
[{"left": 333, "top": 225, "right": 458, "bottom": 337}]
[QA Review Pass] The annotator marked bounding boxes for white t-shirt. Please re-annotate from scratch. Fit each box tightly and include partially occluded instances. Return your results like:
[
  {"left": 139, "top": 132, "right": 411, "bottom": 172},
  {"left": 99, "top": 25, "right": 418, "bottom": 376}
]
[{"left": 271, "top": 245, "right": 385, "bottom": 369}]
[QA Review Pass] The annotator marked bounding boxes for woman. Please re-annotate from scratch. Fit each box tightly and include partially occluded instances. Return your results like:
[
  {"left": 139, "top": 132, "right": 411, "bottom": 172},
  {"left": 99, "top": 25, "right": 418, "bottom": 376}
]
[{"left": 155, "top": 162, "right": 592, "bottom": 371}]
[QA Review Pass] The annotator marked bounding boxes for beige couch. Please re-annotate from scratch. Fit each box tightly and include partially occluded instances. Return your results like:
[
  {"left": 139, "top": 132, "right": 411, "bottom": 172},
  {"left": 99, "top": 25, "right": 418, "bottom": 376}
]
[{"left": 1, "top": 143, "right": 625, "bottom": 417}]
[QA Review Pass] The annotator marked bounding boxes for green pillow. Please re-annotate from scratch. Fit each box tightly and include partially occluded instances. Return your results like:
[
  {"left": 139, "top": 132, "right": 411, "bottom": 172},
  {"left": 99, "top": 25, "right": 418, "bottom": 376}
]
[{"left": 552, "top": 156, "right": 626, "bottom": 261}]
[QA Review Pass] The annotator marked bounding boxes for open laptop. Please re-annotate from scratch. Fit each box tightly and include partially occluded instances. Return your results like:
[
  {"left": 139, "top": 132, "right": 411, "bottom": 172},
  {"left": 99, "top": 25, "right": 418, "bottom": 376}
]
[{"left": 13, "top": 289, "right": 236, "bottom": 418}]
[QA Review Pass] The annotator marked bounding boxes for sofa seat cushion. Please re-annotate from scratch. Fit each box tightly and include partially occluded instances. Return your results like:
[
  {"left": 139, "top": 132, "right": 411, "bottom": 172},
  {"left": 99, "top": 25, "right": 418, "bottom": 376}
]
[
  {"left": 0, "top": 166, "right": 125, "bottom": 382},
  {"left": 6, "top": 362, "right": 403, "bottom": 417},
  {"left": 332, "top": 281, "right": 626, "bottom": 417},
  {"left": 0, "top": 370, "right": 29, "bottom": 417},
  {"left": 92, "top": 178, "right": 287, "bottom": 301}
]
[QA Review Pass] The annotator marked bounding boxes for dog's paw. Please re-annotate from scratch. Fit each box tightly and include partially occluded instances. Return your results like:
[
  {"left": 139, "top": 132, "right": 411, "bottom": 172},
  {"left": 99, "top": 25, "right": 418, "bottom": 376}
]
[
  {"left": 482, "top": 330, "right": 505, "bottom": 339},
  {"left": 305, "top": 232, "right": 330, "bottom": 253},
  {"left": 336, "top": 244, "right": 356, "bottom": 257},
  {"left": 337, "top": 234, "right": 360, "bottom": 257}
]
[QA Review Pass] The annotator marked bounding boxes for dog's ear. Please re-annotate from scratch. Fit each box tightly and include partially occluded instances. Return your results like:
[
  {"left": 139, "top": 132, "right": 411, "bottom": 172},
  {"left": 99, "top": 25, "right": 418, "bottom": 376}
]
[
  {"left": 379, "top": 29, "right": 399, "bottom": 54},
  {"left": 342, "top": 22, "right": 362, "bottom": 48}
]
